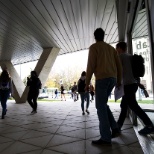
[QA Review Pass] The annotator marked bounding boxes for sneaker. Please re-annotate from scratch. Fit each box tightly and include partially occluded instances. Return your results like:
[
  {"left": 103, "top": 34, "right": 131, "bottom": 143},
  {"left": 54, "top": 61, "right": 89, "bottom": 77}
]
[
  {"left": 4, "top": 109, "right": 7, "bottom": 115},
  {"left": 138, "top": 126, "right": 154, "bottom": 135},
  {"left": 86, "top": 109, "right": 90, "bottom": 114},
  {"left": 33, "top": 111, "right": 37, "bottom": 114},
  {"left": 31, "top": 110, "right": 34, "bottom": 114},
  {"left": 111, "top": 128, "right": 121, "bottom": 138},
  {"left": 82, "top": 112, "right": 85, "bottom": 115},
  {"left": 30, "top": 110, "right": 37, "bottom": 114},
  {"left": 1, "top": 114, "right": 4, "bottom": 119},
  {"left": 92, "top": 139, "right": 111, "bottom": 145}
]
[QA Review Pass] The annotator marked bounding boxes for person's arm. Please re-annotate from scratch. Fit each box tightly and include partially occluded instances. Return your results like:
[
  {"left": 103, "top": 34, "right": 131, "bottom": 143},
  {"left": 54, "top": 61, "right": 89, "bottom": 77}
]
[
  {"left": 138, "top": 82, "right": 145, "bottom": 90},
  {"left": 8, "top": 78, "right": 14, "bottom": 98},
  {"left": 115, "top": 51, "right": 122, "bottom": 87},
  {"left": 77, "top": 79, "right": 80, "bottom": 91},
  {"left": 27, "top": 77, "right": 31, "bottom": 86},
  {"left": 86, "top": 46, "right": 97, "bottom": 88}
]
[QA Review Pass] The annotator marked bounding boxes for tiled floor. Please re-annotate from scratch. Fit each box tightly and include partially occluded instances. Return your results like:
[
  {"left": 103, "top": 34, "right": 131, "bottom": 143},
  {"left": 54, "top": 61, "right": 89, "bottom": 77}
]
[{"left": 0, "top": 100, "right": 145, "bottom": 154}]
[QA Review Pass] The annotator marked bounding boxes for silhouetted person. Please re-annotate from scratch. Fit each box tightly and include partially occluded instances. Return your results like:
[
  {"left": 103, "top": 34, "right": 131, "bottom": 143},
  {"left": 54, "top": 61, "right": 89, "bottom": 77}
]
[
  {"left": 0, "top": 70, "right": 13, "bottom": 119},
  {"left": 71, "top": 82, "right": 78, "bottom": 102},
  {"left": 116, "top": 42, "right": 154, "bottom": 135},
  {"left": 85, "top": 28, "right": 122, "bottom": 145},
  {"left": 78, "top": 71, "right": 90, "bottom": 115},
  {"left": 27, "top": 71, "right": 42, "bottom": 114},
  {"left": 60, "top": 84, "right": 66, "bottom": 101},
  {"left": 54, "top": 89, "right": 58, "bottom": 99}
]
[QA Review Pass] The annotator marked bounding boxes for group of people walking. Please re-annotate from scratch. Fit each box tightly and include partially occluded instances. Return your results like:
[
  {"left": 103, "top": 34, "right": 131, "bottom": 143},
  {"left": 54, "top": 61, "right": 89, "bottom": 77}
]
[
  {"left": 0, "top": 28, "right": 154, "bottom": 148},
  {"left": 0, "top": 70, "right": 41, "bottom": 119},
  {"left": 85, "top": 28, "right": 154, "bottom": 145}
]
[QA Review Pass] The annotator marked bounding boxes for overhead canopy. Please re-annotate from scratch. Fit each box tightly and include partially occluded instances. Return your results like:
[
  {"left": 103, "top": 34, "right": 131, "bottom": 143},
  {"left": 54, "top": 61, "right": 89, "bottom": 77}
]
[
  {"left": 0, "top": 0, "right": 148, "bottom": 65},
  {"left": 0, "top": 0, "right": 118, "bottom": 65}
]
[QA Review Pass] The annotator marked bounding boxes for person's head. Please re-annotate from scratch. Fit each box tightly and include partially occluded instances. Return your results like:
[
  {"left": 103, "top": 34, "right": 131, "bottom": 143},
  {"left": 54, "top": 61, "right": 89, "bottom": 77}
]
[
  {"left": 74, "top": 82, "right": 76, "bottom": 85},
  {"left": 0, "top": 70, "right": 10, "bottom": 81},
  {"left": 31, "top": 71, "right": 38, "bottom": 78},
  {"left": 116, "top": 42, "right": 127, "bottom": 54},
  {"left": 81, "top": 71, "right": 86, "bottom": 77},
  {"left": 94, "top": 28, "right": 105, "bottom": 41}
]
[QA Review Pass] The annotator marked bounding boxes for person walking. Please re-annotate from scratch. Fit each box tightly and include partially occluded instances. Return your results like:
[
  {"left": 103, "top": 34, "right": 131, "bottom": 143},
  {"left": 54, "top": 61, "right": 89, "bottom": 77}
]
[
  {"left": 116, "top": 42, "right": 154, "bottom": 135},
  {"left": 71, "top": 82, "right": 78, "bottom": 102},
  {"left": 27, "top": 71, "right": 42, "bottom": 114},
  {"left": 54, "top": 89, "right": 58, "bottom": 99},
  {"left": 85, "top": 28, "right": 122, "bottom": 145},
  {"left": 0, "top": 70, "right": 13, "bottom": 119},
  {"left": 89, "top": 83, "right": 95, "bottom": 102},
  {"left": 78, "top": 71, "right": 90, "bottom": 115},
  {"left": 60, "top": 84, "right": 66, "bottom": 101}
]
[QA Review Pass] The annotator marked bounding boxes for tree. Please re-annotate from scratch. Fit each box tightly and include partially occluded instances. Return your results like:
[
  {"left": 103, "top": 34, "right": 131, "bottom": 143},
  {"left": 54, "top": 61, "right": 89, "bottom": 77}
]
[{"left": 46, "top": 64, "right": 95, "bottom": 90}]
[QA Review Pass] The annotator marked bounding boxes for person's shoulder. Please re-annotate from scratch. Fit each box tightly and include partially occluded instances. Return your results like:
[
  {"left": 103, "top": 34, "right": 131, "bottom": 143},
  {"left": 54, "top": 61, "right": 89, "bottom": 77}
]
[
  {"left": 90, "top": 43, "right": 97, "bottom": 49},
  {"left": 105, "top": 42, "right": 115, "bottom": 50}
]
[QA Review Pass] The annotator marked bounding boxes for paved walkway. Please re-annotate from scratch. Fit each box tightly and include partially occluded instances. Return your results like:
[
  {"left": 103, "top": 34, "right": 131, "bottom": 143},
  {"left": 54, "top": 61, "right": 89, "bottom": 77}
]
[{"left": 0, "top": 100, "right": 144, "bottom": 154}]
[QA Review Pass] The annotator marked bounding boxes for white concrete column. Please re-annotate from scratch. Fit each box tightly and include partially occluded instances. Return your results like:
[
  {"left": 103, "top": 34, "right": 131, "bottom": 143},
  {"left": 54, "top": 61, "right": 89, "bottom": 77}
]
[
  {"left": 0, "top": 47, "right": 60, "bottom": 104},
  {"left": 34, "top": 47, "right": 60, "bottom": 87},
  {"left": 0, "top": 61, "right": 26, "bottom": 103},
  {"left": 20, "top": 47, "right": 60, "bottom": 103}
]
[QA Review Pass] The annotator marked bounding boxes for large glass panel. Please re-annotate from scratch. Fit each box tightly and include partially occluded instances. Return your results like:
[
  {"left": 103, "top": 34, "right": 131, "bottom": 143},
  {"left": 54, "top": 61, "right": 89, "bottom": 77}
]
[{"left": 132, "top": 0, "right": 154, "bottom": 121}]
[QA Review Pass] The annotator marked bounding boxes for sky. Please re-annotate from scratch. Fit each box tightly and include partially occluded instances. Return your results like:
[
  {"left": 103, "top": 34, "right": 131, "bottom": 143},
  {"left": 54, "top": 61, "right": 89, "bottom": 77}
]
[{"left": 14, "top": 49, "right": 89, "bottom": 80}]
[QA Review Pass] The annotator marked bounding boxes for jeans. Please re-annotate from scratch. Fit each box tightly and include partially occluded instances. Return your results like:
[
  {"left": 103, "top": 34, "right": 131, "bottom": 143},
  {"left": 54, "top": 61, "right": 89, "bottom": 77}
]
[
  {"left": 54, "top": 94, "right": 58, "bottom": 99},
  {"left": 80, "top": 92, "right": 90, "bottom": 111},
  {"left": 95, "top": 77, "right": 118, "bottom": 142},
  {"left": 117, "top": 83, "right": 153, "bottom": 127},
  {"left": 0, "top": 90, "right": 10, "bottom": 115}
]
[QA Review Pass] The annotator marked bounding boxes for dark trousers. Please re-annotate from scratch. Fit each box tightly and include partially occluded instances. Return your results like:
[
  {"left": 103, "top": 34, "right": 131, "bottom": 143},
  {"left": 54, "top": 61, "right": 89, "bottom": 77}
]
[
  {"left": 0, "top": 90, "right": 10, "bottom": 115},
  {"left": 117, "top": 83, "right": 153, "bottom": 127},
  {"left": 27, "top": 90, "right": 39, "bottom": 111}
]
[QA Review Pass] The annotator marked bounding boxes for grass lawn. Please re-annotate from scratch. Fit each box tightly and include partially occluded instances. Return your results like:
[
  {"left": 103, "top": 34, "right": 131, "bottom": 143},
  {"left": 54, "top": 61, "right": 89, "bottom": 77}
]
[
  {"left": 37, "top": 98, "right": 154, "bottom": 104},
  {"left": 108, "top": 99, "right": 154, "bottom": 104},
  {"left": 9, "top": 97, "right": 154, "bottom": 104}
]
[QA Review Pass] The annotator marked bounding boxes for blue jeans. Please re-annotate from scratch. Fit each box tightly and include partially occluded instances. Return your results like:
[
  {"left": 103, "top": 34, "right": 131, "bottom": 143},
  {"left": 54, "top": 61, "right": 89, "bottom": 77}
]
[
  {"left": 96, "top": 77, "right": 118, "bottom": 142},
  {"left": 0, "top": 90, "right": 10, "bottom": 115},
  {"left": 80, "top": 92, "right": 90, "bottom": 111}
]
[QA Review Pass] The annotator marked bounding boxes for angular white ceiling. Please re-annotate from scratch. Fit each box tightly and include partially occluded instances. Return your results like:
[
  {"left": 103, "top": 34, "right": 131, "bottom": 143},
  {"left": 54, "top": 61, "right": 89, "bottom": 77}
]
[{"left": 0, "top": 0, "right": 118, "bottom": 65}]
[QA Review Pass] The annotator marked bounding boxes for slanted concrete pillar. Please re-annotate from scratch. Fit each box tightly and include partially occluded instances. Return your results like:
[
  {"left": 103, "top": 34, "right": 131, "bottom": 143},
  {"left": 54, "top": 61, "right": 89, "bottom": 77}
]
[
  {"left": 0, "top": 61, "right": 26, "bottom": 103},
  {"left": 0, "top": 47, "right": 60, "bottom": 104},
  {"left": 20, "top": 47, "right": 60, "bottom": 103},
  {"left": 34, "top": 47, "right": 60, "bottom": 86}
]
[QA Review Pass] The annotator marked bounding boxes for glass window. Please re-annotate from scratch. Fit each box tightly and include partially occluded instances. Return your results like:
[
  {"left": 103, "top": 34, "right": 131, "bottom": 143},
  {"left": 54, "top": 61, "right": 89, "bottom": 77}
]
[{"left": 132, "top": 0, "right": 154, "bottom": 109}]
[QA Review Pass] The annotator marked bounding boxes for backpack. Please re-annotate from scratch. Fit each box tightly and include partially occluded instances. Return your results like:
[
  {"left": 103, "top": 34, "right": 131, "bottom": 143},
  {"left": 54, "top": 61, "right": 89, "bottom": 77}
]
[
  {"left": 1, "top": 81, "right": 10, "bottom": 90},
  {"left": 71, "top": 85, "right": 77, "bottom": 92},
  {"left": 78, "top": 79, "right": 85, "bottom": 93},
  {"left": 131, "top": 54, "right": 145, "bottom": 78}
]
